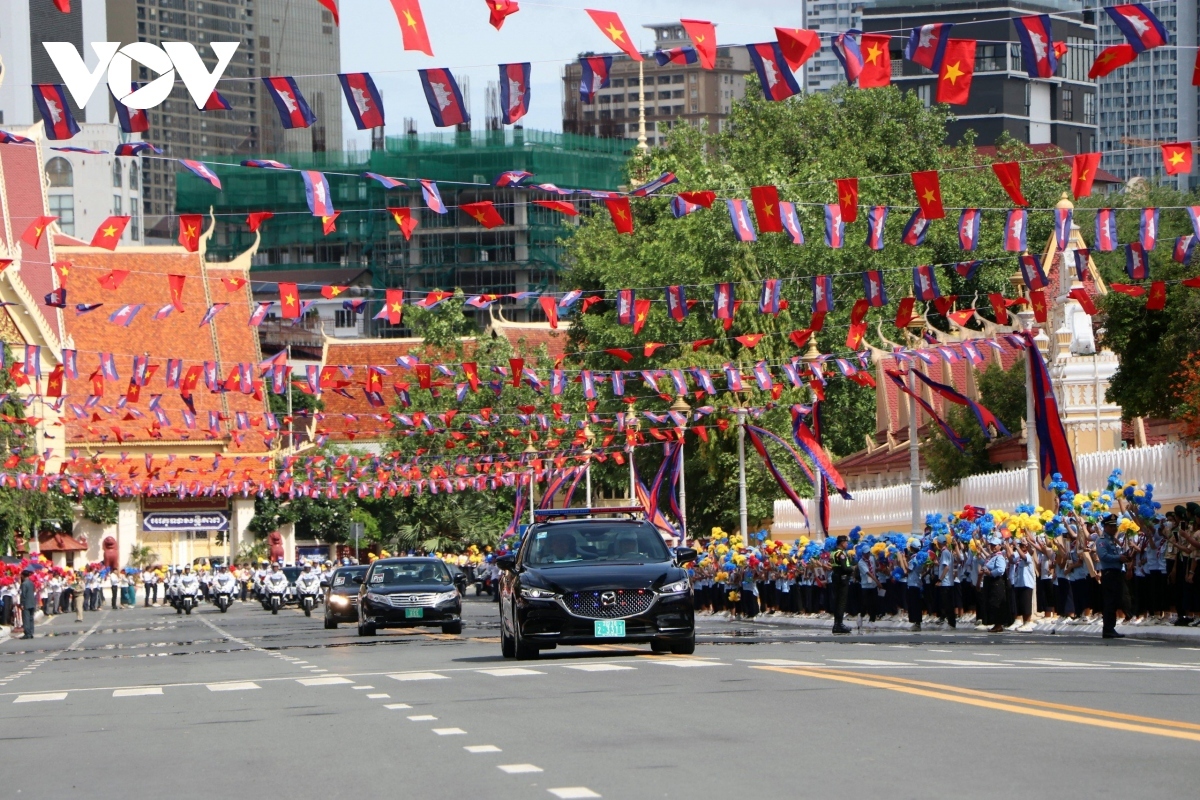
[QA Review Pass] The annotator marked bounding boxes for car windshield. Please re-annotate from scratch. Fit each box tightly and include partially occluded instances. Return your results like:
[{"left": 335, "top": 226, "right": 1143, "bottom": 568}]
[
  {"left": 330, "top": 567, "right": 367, "bottom": 590},
  {"left": 367, "top": 561, "right": 451, "bottom": 586},
  {"left": 523, "top": 523, "right": 672, "bottom": 566}
]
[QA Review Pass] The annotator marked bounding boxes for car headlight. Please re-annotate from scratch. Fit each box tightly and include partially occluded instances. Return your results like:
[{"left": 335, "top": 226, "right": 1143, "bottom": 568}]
[
  {"left": 364, "top": 592, "right": 387, "bottom": 604},
  {"left": 434, "top": 590, "right": 459, "bottom": 604},
  {"left": 520, "top": 586, "right": 557, "bottom": 600},
  {"left": 657, "top": 579, "right": 691, "bottom": 595},
  {"left": 329, "top": 595, "right": 350, "bottom": 606}
]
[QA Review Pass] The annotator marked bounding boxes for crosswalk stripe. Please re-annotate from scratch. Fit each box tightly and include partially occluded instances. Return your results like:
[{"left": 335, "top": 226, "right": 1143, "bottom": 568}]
[
  {"left": 646, "top": 659, "right": 725, "bottom": 668},
  {"left": 367, "top": 693, "right": 390, "bottom": 699},
  {"left": 548, "top": 788, "right": 601, "bottom": 799},
  {"left": 465, "top": 745, "right": 502, "bottom": 753},
  {"left": 207, "top": 682, "right": 260, "bottom": 692},
  {"left": 407, "top": 715, "right": 438, "bottom": 721},
  {"left": 828, "top": 659, "right": 912, "bottom": 666},
  {"left": 561, "top": 664, "right": 635, "bottom": 672},
  {"left": 499, "top": 764, "right": 543, "bottom": 774},
  {"left": 477, "top": 668, "right": 545, "bottom": 677},
  {"left": 384, "top": 703, "right": 412, "bottom": 710},
  {"left": 113, "top": 687, "right": 163, "bottom": 697},
  {"left": 433, "top": 728, "right": 466, "bottom": 736},
  {"left": 739, "top": 659, "right": 822, "bottom": 667},
  {"left": 14, "top": 693, "right": 66, "bottom": 703},
  {"left": 389, "top": 672, "right": 448, "bottom": 682},
  {"left": 298, "top": 676, "right": 353, "bottom": 686},
  {"left": 917, "top": 660, "right": 1007, "bottom": 667}
]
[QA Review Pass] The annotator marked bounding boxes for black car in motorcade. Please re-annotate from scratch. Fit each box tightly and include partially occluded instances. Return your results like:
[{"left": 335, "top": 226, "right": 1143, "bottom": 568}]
[
  {"left": 324, "top": 565, "right": 367, "bottom": 629},
  {"left": 357, "top": 558, "right": 463, "bottom": 636},
  {"left": 497, "top": 511, "right": 697, "bottom": 660}
]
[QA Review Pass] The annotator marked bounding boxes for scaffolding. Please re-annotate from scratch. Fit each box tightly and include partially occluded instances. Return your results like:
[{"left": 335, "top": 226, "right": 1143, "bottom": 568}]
[{"left": 175, "top": 130, "right": 634, "bottom": 332}]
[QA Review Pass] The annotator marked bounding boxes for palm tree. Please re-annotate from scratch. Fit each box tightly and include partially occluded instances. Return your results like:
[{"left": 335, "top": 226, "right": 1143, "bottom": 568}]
[
  {"left": 129, "top": 543, "right": 159, "bottom": 569},
  {"left": 237, "top": 540, "right": 268, "bottom": 565},
  {"left": 395, "top": 494, "right": 498, "bottom": 553}
]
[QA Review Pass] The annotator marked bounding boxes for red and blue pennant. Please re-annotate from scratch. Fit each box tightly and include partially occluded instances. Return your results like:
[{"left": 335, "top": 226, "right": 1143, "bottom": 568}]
[
  {"left": 262, "top": 76, "right": 316, "bottom": 129},
  {"left": 33, "top": 84, "right": 80, "bottom": 140},
  {"left": 747, "top": 42, "right": 799, "bottom": 101},
  {"left": 1013, "top": 15, "right": 1058, "bottom": 78},
  {"left": 419, "top": 68, "right": 470, "bottom": 127},
  {"left": 499, "top": 62, "right": 531, "bottom": 125},
  {"left": 338, "top": 72, "right": 385, "bottom": 130}
]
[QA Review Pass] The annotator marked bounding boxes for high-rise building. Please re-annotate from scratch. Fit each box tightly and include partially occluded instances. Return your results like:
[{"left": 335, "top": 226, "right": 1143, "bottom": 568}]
[
  {"left": 255, "top": 0, "right": 341, "bottom": 154},
  {"left": 805, "top": 0, "right": 869, "bottom": 93},
  {"left": 1097, "top": 2, "right": 1195, "bottom": 189},
  {"left": 562, "top": 23, "right": 753, "bottom": 145},
  {"left": 862, "top": 0, "right": 1098, "bottom": 152}
]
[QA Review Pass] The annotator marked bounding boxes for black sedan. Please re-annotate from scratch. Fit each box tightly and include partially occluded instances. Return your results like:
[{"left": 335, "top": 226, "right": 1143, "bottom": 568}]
[
  {"left": 497, "top": 519, "right": 697, "bottom": 660},
  {"left": 357, "top": 558, "right": 463, "bottom": 636},
  {"left": 324, "top": 565, "right": 367, "bottom": 629}
]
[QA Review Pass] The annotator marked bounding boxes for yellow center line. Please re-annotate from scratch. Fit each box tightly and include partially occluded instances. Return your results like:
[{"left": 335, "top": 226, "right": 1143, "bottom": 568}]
[{"left": 753, "top": 666, "right": 1200, "bottom": 743}]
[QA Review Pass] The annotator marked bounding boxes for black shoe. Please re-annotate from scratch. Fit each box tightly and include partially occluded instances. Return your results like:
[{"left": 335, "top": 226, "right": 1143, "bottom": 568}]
[
  {"left": 832, "top": 626, "right": 852, "bottom": 634},
  {"left": 1175, "top": 618, "right": 1193, "bottom": 627},
  {"left": 1102, "top": 631, "right": 1126, "bottom": 639}
]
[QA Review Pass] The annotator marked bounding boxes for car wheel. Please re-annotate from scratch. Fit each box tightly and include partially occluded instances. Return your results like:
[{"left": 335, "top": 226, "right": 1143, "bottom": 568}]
[
  {"left": 650, "top": 640, "right": 671, "bottom": 653},
  {"left": 442, "top": 621, "right": 463, "bottom": 635},
  {"left": 324, "top": 618, "right": 337, "bottom": 630},
  {"left": 358, "top": 622, "right": 376, "bottom": 636},
  {"left": 500, "top": 610, "right": 516, "bottom": 658},
  {"left": 513, "top": 619, "right": 538, "bottom": 661},
  {"left": 669, "top": 634, "right": 696, "bottom": 655}
]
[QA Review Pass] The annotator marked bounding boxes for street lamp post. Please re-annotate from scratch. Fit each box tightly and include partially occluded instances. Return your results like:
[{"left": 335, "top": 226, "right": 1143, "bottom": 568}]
[
  {"left": 736, "top": 404, "right": 748, "bottom": 542},
  {"left": 902, "top": 308, "right": 928, "bottom": 537},
  {"left": 1018, "top": 309, "right": 1041, "bottom": 507},
  {"left": 799, "top": 340, "right": 824, "bottom": 540},
  {"left": 626, "top": 416, "right": 640, "bottom": 502},
  {"left": 670, "top": 395, "right": 690, "bottom": 542},
  {"left": 583, "top": 424, "right": 594, "bottom": 508},
  {"left": 524, "top": 440, "right": 538, "bottom": 525}
]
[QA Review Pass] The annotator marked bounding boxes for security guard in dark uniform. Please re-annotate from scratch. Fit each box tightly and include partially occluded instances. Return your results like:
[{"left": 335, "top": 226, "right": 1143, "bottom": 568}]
[{"left": 830, "top": 535, "right": 853, "bottom": 634}]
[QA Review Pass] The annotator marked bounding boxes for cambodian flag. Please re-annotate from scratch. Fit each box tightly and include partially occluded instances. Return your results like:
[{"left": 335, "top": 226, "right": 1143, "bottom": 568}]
[
  {"left": 338, "top": 72, "right": 385, "bottom": 130},
  {"left": 204, "top": 90, "right": 233, "bottom": 111},
  {"left": 180, "top": 159, "right": 222, "bottom": 190},
  {"left": 1019, "top": 254, "right": 1048, "bottom": 290},
  {"left": 1106, "top": 4, "right": 1169, "bottom": 53},
  {"left": 1054, "top": 207, "right": 1072, "bottom": 251},
  {"left": 113, "top": 84, "right": 149, "bottom": 133},
  {"left": 665, "top": 285, "right": 688, "bottom": 321},
  {"left": 242, "top": 159, "right": 291, "bottom": 169},
  {"left": 866, "top": 205, "right": 888, "bottom": 250},
  {"left": 421, "top": 180, "right": 446, "bottom": 214},
  {"left": 33, "top": 84, "right": 79, "bottom": 140},
  {"left": 63, "top": 349, "right": 78, "bottom": 380},
  {"left": 726, "top": 199, "right": 757, "bottom": 242},
  {"left": 1004, "top": 209, "right": 1027, "bottom": 251},
  {"left": 115, "top": 142, "right": 160, "bottom": 157},
  {"left": 831, "top": 30, "right": 865, "bottom": 83},
  {"left": 362, "top": 172, "right": 404, "bottom": 189},
  {"left": 1188, "top": 205, "right": 1200, "bottom": 239},
  {"left": 1140, "top": 207, "right": 1159, "bottom": 250},
  {"left": 301, "top": 171, "right": 333, "bottom": 217},
  {"left": 779, "top": 201, "right": 804, "bottom": 244},
  {"left": 913, "top": 265, "right": 941, "bottom": 300},
  {"left": 632, "top": 172, "right": 678, "bottom": 197},
  {"left": 759, "top": 279, "right": 781, "bottom": 315},
  {"left": 420, "top": 68, "right": 470, "bottom": 127},
  {"left": 1073, "top": 249, "right": 1090, "bottom": 281},
  {"left": 262, "top": 76, "right": 317, "bottom": 129},
  {"left": 670, "top": 196, "right": 701, "bottom": 218},
  {"left": 713, "top": 283, "right": 735, "bottom": 321},
  {"left": 499, "top": 62, "right": 532, "bottom": 125},
  {"left": 955, "top": 260, "right": 981, "bottom": 280},
  {"left": 901, "top": 209, "right": 929, "bottom": 246},
  {"left": 747, "top": 42, "right": 800, "bottom": 101},
  {"left": 0, "top": 130, "right": 34, "bottom": 144},
  {"left": 811, "top": 275, "right": 834, "bottom": 313},
  {"left": 825, "top": 204, "right": 844, "bottom": 248},
  {"left": 863, "top": 270, "right": 887, "bottom": 307},
  {"left": 494, "top": 171, "right": 531, "bottom": 188},
  {"left": 1174, "top": 235, "right": 1196, "bottom": 265},
  {"left": 655, "top": 47, "right": 699, "bottom": 66},
  {"left": 1125, "top": 243, "right": 1149, "bottom": 280},
  {"left": 100, "top": 353, "right": 119, "bottom": 381},
  {"left": 905, "top": 23, "right": 952, "bottom": 71},
  {"left": 558, "top": 289, "right": 583, "bottom": 310},
  {"left": 1014, "top": 15, "right": 1057, "bottom": 78},
  {"left": 109, "top": 304, "right": 143, "bottom": 327},
  {"left": 579, "top": 56, "right": 613, "bottom": 103},
  {"left": 1095, "top": 208, "right": 1117, "bottom": 251},
  {"left": 959, "top": 208, "right": 981, "bottom": 250},
  {"left": 617, "top": 289, "right": 635, "bottom": 325}
]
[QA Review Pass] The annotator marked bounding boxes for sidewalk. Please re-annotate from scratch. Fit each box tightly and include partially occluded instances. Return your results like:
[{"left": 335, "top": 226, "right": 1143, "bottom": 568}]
[{"left": 706, "top": 611, "right": 1200, "bottom": 644}]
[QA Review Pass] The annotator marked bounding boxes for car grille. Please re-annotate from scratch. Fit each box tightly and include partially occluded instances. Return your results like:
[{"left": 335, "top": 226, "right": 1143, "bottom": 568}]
[
  {"left": 562, "top": 589, "right": 654, "bottom": 619},
  {"left": 387, "top": 593, "right": 439, "bottom": 608}
]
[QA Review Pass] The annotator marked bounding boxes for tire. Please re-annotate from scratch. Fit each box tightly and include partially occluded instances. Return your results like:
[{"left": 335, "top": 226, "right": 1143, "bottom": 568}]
[
  {"left": 441, "top": 621, "right": 463, "bottom": 635},
  {"left": 185, "top": 606, "right": 192, "bottom": 615},
  {"left": 304, "top": 605, "right": 312, "bottom": 618},
  {"left": 513, "top": 616, "right": 538, "bottom": 661},
  {"left": 272, "top": 607, "right": 278, "bottom": 615},
  {"left": 220, "top": 605, "right": 228, "bottom": 613},
  {"left": 358, "top": 622, "right": 376, "bottom": 636},
  {"left": 324, "top": 618, "right": 337, "bottom": 630},
  {"left": 650, "top": 640, "right": 671, "bottom": 653},
  {"left": 176, "top": 607, "right": 182, "bottom": 615},
  {"left": 669, "top": 634, "right": 696, "bottom": 655}
]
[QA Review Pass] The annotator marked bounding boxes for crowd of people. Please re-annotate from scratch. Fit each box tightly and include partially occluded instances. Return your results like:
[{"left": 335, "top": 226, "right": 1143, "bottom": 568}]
[{"left": 689, "top": 472, "right": 1199, "bottom": 638}]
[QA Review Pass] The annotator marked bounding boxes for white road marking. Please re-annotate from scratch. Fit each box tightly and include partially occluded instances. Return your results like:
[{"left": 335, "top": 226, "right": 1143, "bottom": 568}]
[
  {"left": 15, "top": 693, "right": 67, "bottom": 703},
  {"left": 465, "top": 745, "right": 502, "bottom": 753},
  {"left": 367, "top": 694, "right": 390, "bottom": 699},
  {"left": 1004, "top": 660, "right": 1099, "bottom": 668},
  {"left": 646, "top": 660, "right": 725, "bottom": 667},
  {"left": 477, "top": 668, "right": 545, "bottom": 677},
  {"left": 548, "top": 789, "right": 601, "bottom": 799},
  {"left": 389, "top": 672, "right": 448, "bottom": 682},
  {"left": 113, "top": 687, "right": 163, "bottom": 697},
  {"left": 352, "top": 685, "right": 374, "bottom": 690},
  {"left": 407, "top": 715, "right": 438, "bottom": 721},
  {"left": 916, "top": 660, "right": 1007, "bottom": 667},
  {"left": 384, "top": 703, "right": 412, "bottom": 710},
  {"left": 739, "top": 659, "right": 821, "bottom": 666},
  {"left": 1105, "top": 661, "right": 1193, "bottom": 669},
  {"left": 207, "top": 682, "right": 260, "bottom": 692},
  {"left": 499, "top": 764, "right": 543, "bottom": 774},
  {"left": 433, "top": 728, "right": 466, "bottom": 736},
  {"left": 562, "top": 664, "right": 635, "bottom": 672},
  {"left": 828, "top": 659, "right": 912, "bottom": 666},
  {"left": 298, "top": 676, "right": 354, "bottom": 686}
]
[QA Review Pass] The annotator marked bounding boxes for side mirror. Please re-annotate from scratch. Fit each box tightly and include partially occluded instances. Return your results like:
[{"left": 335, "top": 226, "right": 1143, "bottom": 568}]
[
  {"left": 495, "top": 555, "right": 517, "bottom": 572},
  {"left": 674, "top": 547, "right": 698, "bottom": 565}
]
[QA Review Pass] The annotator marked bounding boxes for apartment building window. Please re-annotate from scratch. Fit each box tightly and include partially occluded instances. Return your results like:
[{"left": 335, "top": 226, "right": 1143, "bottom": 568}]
[
  {"left": 113, "top": 195, "right": 123, "bottom": 216},
  {"left": 1083, "top": 92, "right": 1096, "bottom": 125},
  {"left": 1062, "top": 88, "right": 1073, "bottom": 120},
  {"left": 48, "top": 195, "right": 74, "bottom": 236},
  {"left": 129, "top": 162, "right": 139, "bottom": 190},
  {"left": 975, "top": 44, "right": 1004, "bottom": 72},
  {"left": 47, "top": 157, "right": 73, "bottom": 188},
  {"left": 130, "top": 205, "right": 140, "bottom": 241},
  {"left": 335, "top": 309, "right": 357, "bottom": 328}
]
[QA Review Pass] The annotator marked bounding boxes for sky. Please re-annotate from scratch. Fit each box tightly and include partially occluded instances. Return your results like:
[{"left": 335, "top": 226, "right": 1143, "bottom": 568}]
[{"left": 336, "top": 0, "right": 802, "bottom": 148}]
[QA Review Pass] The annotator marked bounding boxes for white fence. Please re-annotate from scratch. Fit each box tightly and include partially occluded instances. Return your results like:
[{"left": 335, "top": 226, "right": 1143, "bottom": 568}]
[{"left": 773, "top": 442, "right": 1200, "bottom": 536}]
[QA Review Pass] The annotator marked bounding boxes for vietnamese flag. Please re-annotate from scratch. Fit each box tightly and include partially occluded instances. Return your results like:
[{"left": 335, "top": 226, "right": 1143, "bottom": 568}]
[
  {"left": 680, "top": 19, "right": 717, "bottom": 69},
  {"left": 533, "top": 200, "right": 578, "bottom": 216},
  {"left": 750, "top": 185, "right": 783, "bottom": 233},
  {"left": 1146, "top": 281, "right": 1167, "bottom": 311},
  {"left": 606, "top": 197, "right": 634, "bottom": 234},
  {"left": 775, "top": 28, "right": 820, "bottom": 71},
  {"left": 317, "top": 0, "right": 339, "bottom": 24},
  {"left": 390, "top": 0, "right": 434, "bottom": 56},
  {"left": 487, "top": 0, "right": 519, "bottom": 30},
  {"left": 247, "top": 211, "right": 274, "bottom": 232},
  {"left": 21, "top": 215, "right": 58, "bottom": 248},
  {"left": 90, "top": 216, "right": 131, "bottom": 250},
  {"left": 322, "top": 212, "right": 340, "bottom": 236},
  {"left": 894, "top": 296, "right": 916, "bottom": 329},
  {"left": 585, "top": 9, "right": 643, "bottom": 61},
  {"left": 178, "top": 213, "right": 203, "bottom": 252},
  {"left": 388, "top": 207, "right": 419, "bottom": 240},
  {"left": 858, "top": 34, "right": 892, "bottom": 88},
  {"left": 992, "top": 161, "right": 1028, "bottom": 206},
  {"left": 169, "top": 274, "right": 186, "bottom": 312},
  {"left": 911, "top": 170, "right": 945, "bottom": 220},
  {"left": 835, "top": 177, "right": 858, "bottom": 223},
  {"left": 1091, "top": 44, "right": 1137, "bottom": 78},
  {"left": 461, "top": 201, "right": 505, "bottom": 228},
  {"left": 1031, "top": 289, "right": 1048, "bottom": 323},
  {"left": 735, "top": 333, "right": 764, "bottom": 349},
  {"left": 1161, "top": 142, "right": 1193, "bottom": 176},
  {"left": 385, "top": 288, "right": 403, "bottom": 324},
  {"left": 97, "top": 269, "right": 129, "bottom": 291},
  {"left": 678, "top": 191, "right": 715, "bottom": 209},
  {"left": 279, "top": 282, "right": 301, "bottom": 319},
  {"left": 222, "top": 276, "right": 247, "bottom": 292},
  {"left": 632, "top": 298, "right": 651, "bottom": 334},
  {"left": 538, "top": 295, "right": 559, "bottom": 329},
  {"left": 936, "top": 39, "right": 976, "bottom": 105},
  {"left": 321, "top": 285, "right": 348, "bottom": 299},
  {"left": 1071, "top": 152, "right": 1102, "bottom": 198},
  {"left": 1068, "top": 288, "right": 1097, "bottom": 315}
]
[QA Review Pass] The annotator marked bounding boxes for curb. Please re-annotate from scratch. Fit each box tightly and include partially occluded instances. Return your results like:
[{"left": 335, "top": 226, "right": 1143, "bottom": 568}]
[{"left": 709, "top": 612, "right": 1200, "bottom": 643}]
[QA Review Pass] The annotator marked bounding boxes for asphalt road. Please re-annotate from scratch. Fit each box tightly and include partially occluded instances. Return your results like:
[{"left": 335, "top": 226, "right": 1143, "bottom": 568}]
[{"left": 3, "top": 596, "right": 1200, "bottom": 799}]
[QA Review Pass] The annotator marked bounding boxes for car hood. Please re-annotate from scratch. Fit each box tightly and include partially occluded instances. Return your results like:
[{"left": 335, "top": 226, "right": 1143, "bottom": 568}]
[
  {"left": 522, "top": 561, "right": 682, "bottom": 593},
  {"left": 362, "top": 583, "right": 454, "bottom": 594}
]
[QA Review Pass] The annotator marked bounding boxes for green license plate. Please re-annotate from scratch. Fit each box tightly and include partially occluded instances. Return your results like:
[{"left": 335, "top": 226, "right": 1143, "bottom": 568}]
[
  {"left": 594, "top": 619, "right": 625, "bottom": 638},
  {"left": 405, "top": 608, "right": 424, "bottom": 619}
]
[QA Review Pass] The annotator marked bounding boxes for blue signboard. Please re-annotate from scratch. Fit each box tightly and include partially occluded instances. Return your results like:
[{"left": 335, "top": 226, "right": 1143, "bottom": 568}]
[{"left": 142, "top": 511, "right": 230, "bottom": 532}]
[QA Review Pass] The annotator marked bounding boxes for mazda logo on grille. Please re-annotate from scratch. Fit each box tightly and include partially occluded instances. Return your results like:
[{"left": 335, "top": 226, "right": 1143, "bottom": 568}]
[{"left": 600, "top": 591, "right": 617, "bottom": 607}]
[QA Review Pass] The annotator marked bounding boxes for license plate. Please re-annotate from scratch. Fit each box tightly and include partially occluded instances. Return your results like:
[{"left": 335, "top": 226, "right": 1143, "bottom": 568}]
[
  {"left": 405, "top": 608, "right": 424, "bottom": 619},
  {"left": 594, "top": 619, "right": 625, "bottom": 638}
]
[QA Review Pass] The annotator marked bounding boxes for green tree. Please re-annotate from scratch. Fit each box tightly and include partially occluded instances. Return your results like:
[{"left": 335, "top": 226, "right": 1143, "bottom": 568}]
[{"left": 81, "top": 494, "right": 119, "bottom": 526}]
